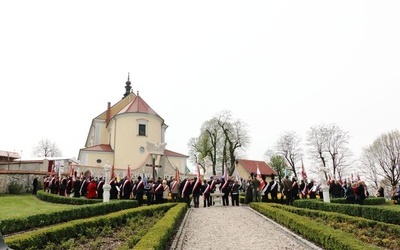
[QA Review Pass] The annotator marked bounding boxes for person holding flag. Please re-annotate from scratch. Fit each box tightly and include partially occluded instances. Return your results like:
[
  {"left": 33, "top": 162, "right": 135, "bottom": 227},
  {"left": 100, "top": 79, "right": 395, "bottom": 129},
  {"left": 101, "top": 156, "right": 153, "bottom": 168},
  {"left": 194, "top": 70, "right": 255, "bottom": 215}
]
[
  {"left": 170, "top": 168, "right": 180, "bottom": 202},
  {"left": 221, "top": 165, "right": 230, "bottom": 206},
  {"left": 181, "top": 177, "right": 192, "bottom": 208},
  {"left": 135, "top": 174, "right": 145, "bottom": 206},
  {"left": 191, "top": 164, "right": 202, "bottom": 208}
]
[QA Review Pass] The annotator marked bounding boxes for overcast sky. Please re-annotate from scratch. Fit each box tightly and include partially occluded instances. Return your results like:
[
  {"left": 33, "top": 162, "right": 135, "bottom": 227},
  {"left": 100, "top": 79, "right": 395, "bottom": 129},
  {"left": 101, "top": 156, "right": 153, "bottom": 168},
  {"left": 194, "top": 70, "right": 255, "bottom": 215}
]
[{"left": 1, "top": 1, "right": 400, "bottom": 171}]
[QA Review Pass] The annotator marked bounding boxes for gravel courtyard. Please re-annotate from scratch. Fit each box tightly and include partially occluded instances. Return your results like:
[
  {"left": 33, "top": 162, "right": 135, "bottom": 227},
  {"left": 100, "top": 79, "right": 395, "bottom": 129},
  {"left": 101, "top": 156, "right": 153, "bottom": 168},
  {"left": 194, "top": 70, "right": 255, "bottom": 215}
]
[{"left": 170, "top": 205, "right": 323, "bottom": 250}]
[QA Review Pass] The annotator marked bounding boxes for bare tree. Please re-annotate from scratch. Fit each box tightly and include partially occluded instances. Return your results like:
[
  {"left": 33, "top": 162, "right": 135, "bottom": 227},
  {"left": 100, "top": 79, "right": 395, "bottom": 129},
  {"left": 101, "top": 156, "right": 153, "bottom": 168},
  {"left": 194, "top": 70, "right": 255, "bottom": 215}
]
[
  {"left": 189, "top": 110, "right": 249, "bottom": 176},
  {"left": 361, "top": 130, "right": 400, "bottom": 188},
  {"left": 275, "top": 131, "right": 302, "bottom": 178},
  {"left": 306, "top": 124, "right": 351, "bottom": 180},
  {"left": 32, "top": 139, "right": 62, "bottom": 157}
]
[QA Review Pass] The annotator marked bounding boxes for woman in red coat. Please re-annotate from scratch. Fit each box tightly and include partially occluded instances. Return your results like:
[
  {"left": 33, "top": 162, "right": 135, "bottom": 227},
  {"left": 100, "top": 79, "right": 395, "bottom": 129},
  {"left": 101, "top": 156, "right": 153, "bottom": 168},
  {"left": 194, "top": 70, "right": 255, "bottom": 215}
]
[{"left": 86, "top": 179, "right": 97, "bottom": 199}]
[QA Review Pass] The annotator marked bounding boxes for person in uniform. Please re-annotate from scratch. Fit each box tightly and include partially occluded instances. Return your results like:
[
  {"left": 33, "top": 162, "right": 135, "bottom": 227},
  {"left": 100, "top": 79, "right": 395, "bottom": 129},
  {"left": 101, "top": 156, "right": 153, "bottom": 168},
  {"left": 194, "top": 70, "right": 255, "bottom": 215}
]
[
  {"left": 202, "top": 179, "right": 211, "bottom": 207},
  {"left": 97, "top": 177, "right": 105, "bottom": 199},
  {"left": 135, "top": 175, "right": 145, "bottom": 206},
  {"left": 170, "top": 176, "right": 180, "bottom": 202},
  {"left": 191, "top": 177, "right": 201, "bottom": 208},
  {"left": 231, "top": 179, "right": 241, "bottom": 206},
  {"left": 154, "top": 177, "right": 164, "bottom": 204}
]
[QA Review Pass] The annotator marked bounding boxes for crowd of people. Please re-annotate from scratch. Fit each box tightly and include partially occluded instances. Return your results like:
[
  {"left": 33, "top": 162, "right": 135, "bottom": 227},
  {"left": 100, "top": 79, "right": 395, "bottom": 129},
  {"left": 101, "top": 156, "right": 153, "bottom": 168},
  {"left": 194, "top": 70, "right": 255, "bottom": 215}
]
[
  {"left": 243, "top": 173, "right": 373, "bottom": 205},
  {"left": 41, "top": 172, "right": 243, "bottom": 208},
  {"left": 41, "top": 171, "right": 392, "bottom": 207}
]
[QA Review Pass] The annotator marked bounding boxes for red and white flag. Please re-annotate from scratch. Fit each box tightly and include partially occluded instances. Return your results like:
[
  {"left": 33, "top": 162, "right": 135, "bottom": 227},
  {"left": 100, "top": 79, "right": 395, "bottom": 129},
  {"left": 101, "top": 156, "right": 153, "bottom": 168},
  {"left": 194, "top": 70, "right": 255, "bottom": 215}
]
[
  {"left": 257, "top": 165, "right": 265, "bottom": 191},
  {"left": 172, "top": 167, "right": 179, "bottom": 190},
  {"left": 222, "top": 165, "right": 229, "bottom": 189},
  {"left": 192, "top": 164, "right": 202, "bottom": 193},
  {"left": 301, "top": 159, "right": 307, "bottom": 180}
]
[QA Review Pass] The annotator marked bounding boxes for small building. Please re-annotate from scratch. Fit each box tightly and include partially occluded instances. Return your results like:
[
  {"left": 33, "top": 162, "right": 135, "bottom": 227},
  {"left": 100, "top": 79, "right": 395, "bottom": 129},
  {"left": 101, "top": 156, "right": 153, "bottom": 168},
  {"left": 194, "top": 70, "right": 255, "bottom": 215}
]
[
  {"left": 235, "top": 159, "right": 276, "bottom": 183},
  {"left": 0, "top": 150, "right": 20, "bottom": 163}
]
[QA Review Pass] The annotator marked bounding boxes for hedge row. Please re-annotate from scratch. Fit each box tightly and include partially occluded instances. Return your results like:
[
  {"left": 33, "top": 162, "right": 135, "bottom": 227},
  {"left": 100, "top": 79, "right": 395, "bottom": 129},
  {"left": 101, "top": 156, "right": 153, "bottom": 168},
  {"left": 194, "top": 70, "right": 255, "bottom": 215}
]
[
  {"left": 1, "top": 199, "right": 137, "bottom": 235},
  {"left": 293, "top": 198, "right": 400, "bottom": 225},
  {"left": 250, "top": 203, "right": 380, "bottom": 250},
  {"left": 134, "top": 203, "right": 188, "bottom": 250},
  {"left": 36, "top": 190, "right": 103, "bottom": 205},
  {"left": 5, "top": 203, "right": 175, "bottom": 250}
]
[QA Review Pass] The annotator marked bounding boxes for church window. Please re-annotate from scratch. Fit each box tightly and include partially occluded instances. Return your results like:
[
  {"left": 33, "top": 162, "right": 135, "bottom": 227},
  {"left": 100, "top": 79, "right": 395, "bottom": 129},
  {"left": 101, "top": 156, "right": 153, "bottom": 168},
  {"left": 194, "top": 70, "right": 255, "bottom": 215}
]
[{"left": 138, "top": 124, "right": 146, "bottom": 136}]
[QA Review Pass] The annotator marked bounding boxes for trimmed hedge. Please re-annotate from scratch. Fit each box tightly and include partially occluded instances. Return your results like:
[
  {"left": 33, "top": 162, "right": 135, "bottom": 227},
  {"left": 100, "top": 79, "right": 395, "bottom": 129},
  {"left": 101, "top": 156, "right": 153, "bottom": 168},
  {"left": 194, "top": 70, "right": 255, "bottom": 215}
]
[
  {"left": 1, "top": 198, "right": 137, "bottom": 235},
  {"left": 36, "top": 190, "right": 103, "bottom": 205},
  {"left": 134, "top": 203, "right": 188, "bottom": 250},
  {"left": 293, "top": 199, "right": 400, "bottom": 225},
  {"left": 250, "top": 203, "right": 380, "bottom": 250},
  {"left": 5, "top": 204, "right": 175, "bottom": 250}
]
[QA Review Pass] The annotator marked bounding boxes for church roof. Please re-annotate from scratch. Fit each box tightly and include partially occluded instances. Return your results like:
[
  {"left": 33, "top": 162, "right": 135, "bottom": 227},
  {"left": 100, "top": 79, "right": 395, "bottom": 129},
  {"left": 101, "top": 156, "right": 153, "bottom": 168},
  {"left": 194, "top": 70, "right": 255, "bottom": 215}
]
[
  {"left": 237, "top": 159, "right": 276, "bottom": 176},
  {"left": 81, "top": 144, "right": 114, "bottom": 152},
  {"left": 118, "top": 94, "right": 160, "bottom": 117},
  {"left": 0, "top": 150, "right": 20, "bottom": 159},
  {"left": 164, "top": 149, "right": 189, "bottom": 158}
]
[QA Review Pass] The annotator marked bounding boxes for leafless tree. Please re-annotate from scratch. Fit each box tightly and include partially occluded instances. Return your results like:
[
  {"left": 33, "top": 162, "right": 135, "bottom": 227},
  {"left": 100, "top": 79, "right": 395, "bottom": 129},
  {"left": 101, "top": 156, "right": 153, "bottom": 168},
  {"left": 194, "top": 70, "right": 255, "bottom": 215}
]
[
  {"left": 189, "top": 110, "right": 249, "bottom": 176},
  {"left": 361, "top": 130, "right": 400, "bottom": 188},
  {"left": 275, "top": 131, "right": 302, "bottom": 178},
  {"left": 306, "top": 124, "right": 351, "bottom": 180},
  {"left": 32, "top": 139, "right": 62, "bottom": 157}
]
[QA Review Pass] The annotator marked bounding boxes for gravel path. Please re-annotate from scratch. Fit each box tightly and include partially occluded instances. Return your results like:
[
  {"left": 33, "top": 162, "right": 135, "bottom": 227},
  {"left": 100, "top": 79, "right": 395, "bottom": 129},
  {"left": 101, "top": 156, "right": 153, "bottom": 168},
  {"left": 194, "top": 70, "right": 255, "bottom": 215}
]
[{"left": 171, "top": 204, "right": 323, "bottom": 250}]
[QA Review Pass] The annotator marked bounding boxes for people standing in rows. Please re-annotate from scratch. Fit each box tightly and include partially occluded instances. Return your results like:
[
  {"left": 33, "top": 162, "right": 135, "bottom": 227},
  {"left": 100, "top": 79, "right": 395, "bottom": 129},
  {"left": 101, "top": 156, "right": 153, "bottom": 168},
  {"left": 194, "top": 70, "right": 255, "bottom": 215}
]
[
  {"left": 191, "top": 177, "right": 201, "bottom": 208},
  {"left": 231, "top": 180, "right": 241, "bottom": 206}
]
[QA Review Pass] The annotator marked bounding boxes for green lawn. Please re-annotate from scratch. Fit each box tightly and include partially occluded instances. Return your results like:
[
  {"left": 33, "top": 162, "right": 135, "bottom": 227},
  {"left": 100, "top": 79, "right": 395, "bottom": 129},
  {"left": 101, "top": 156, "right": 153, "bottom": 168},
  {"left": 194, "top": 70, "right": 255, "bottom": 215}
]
[{"left": 0, "top": 194, "right": 75, "bottom": 219}]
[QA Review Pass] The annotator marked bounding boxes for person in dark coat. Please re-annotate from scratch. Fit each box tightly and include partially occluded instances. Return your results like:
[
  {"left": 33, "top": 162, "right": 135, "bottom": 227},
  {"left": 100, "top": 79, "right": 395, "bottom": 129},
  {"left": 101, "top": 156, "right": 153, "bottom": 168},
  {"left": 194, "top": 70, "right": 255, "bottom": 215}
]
[
  {"left": 73, "top": 177, "right": 81, "bottom": 198},
  {"left": 135, "top": 176, "right": 145, "bottom": 206},
  {"left": 245, "top": 176, "right": 254, "bottom": 204},
  {"left": 154, "top": 177, "right": 164, "bottom": 204},
  {"left": 80, "top": 177, "right": 88, "bottom": 197},
  {"left": 269, "top": 176, "right": 279, "bottom": 202},
  {"left": 345, "top": 182, "right": 355, "bottom": 204},
  {"left": 109, "top": 177, "right": 119, "bottom": 200},
  {"left": 202, "top": 179, "right": 211, "bottom": 207},
  {"left": 230, "top": 180, "right": 241, "bottom": 206},
  {"left": 180, "top": 178, "right": 192, "bottom": 208},
  {"left": 97, "top": 177, "right": 105, "bottom": 199},
  {"left": 220, "top": 177, "right": 231, "bottom": 206},
  {"left": 32, "top": 177, "right": 38, "bottom": 195},
  {"left": 122, "top": 177, "right": 132, "bottom": 200},
  {"left": 191, "top": 177, "right": 202, "bottom": 208}
]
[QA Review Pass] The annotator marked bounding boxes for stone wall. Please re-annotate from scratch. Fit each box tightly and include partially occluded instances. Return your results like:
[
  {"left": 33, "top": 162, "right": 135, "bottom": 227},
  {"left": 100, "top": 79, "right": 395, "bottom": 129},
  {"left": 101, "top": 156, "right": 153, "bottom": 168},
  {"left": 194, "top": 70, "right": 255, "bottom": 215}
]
[{"left": 0, "top": 172, "right": 46, "bottom": 194}]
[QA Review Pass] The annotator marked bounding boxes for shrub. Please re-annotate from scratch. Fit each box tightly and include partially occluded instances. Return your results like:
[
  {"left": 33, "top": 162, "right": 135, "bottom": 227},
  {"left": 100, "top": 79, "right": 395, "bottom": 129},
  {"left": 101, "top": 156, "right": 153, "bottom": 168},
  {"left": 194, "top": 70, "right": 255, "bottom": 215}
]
[{"left": 8, "top": 181, "right": 24, "bottom": 194}]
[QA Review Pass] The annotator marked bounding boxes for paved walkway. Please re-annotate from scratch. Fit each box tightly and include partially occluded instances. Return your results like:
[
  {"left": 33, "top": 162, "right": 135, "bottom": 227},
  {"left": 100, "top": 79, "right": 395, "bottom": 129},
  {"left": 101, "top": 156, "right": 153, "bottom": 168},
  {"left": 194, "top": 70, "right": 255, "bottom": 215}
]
[{"left": 170, "top": 204, "right": 323, "bottom": 250}]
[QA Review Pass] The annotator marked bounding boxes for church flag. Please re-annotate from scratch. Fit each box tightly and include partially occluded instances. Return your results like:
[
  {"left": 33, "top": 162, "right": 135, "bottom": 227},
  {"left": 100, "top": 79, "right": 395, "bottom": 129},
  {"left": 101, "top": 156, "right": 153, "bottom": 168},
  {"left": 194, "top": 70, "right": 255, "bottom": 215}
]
[
  {"left": 192, "top": 164, "right": 201, "bottom": 193},
  {"left": 172, "top": 167, "right": 179, "bottom": 190},
  {"left": 127, "top": 165, "right": 131, "bottom": 181},
  {"left": 222, "top": 165, "right": 229, "bottom": 189},
  {"left": 111, "top": 165, "right": 115, "bottom": 179},
  {"left": 301, "top": 159, "right": 307, "bottom": 180},
  {"left": 257, "top": 165, "right": 265, "bottom": 191}
]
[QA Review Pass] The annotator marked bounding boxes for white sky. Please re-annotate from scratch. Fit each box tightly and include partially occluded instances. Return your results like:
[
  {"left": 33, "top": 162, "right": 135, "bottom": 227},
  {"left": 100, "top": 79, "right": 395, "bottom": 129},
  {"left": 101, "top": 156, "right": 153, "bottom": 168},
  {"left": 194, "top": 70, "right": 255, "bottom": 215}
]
[{"left": 1, "top": 1, "right": 400, "bottom": 171}]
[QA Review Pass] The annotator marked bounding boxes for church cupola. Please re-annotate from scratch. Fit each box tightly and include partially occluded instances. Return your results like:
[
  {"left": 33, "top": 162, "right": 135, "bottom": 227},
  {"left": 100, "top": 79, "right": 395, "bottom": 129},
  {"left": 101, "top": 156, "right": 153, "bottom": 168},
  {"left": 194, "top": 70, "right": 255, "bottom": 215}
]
[{"left": 123, "top": 73, "right": 132, "bottom": 98}]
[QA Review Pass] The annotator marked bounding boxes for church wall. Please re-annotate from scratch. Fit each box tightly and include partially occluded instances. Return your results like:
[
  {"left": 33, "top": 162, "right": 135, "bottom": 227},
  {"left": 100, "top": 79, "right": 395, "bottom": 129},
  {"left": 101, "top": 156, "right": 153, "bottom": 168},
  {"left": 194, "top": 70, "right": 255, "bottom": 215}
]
[
  {"left": 112, "top": 113, "right": 164, "bottom": 169},
  {"left": 80, "top": 151, "right": 114, "bottom": 167}
]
